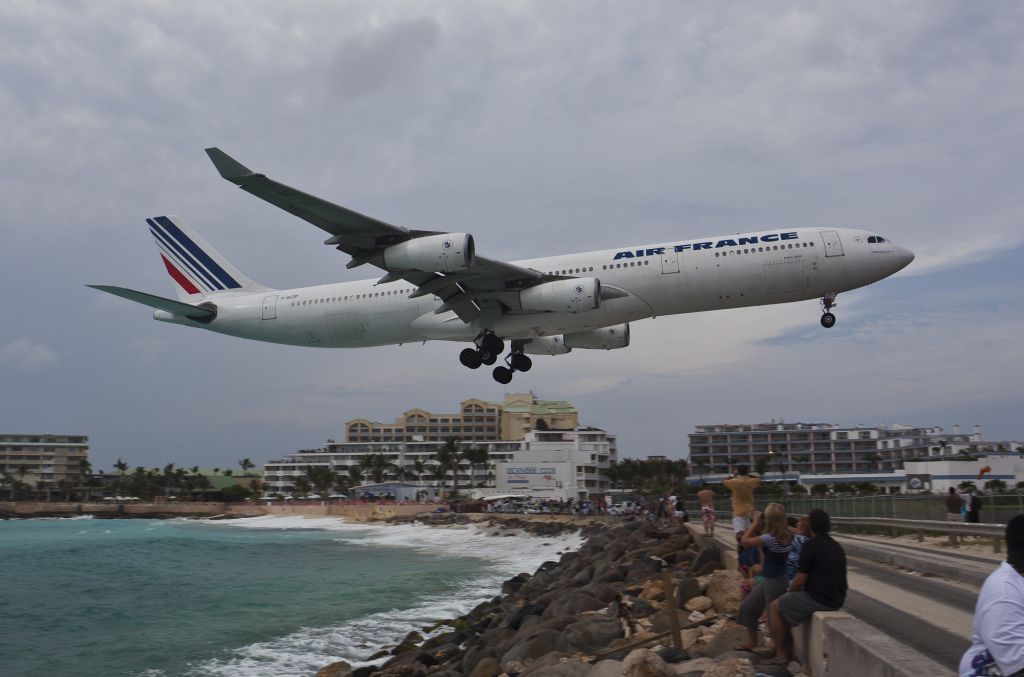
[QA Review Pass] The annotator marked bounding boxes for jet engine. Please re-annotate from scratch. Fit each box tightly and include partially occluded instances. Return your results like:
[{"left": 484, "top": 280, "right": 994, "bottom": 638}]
[
  {"left": 563, "top": 323, "right": 630, "bottom": 350},
  {"left": 519, "top": 278, "right": 600, "bottom": 314},
  {"left": 521, "top": 336, "right": 572, "bottom": 356},
  {"left": 383, "top": 233, "right": 475, "bottom": 273}
]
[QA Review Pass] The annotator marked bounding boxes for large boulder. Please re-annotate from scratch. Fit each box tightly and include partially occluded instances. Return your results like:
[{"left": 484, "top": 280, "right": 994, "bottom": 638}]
[
  {"left": 683, "top": 596, "right": 712, "bottom": 612},
  {"left": 557, "top": 616, "right": 624, "bottom": 654},
  {"left": 315, "top": 661, "right": 352, "bottom": 677},
  {"left": 503, "top": 573, "right": 532, "bottom": 594},
  {"left": 622, "top": 648, "right": 674, "bottom": 677},
  {"left": 501, "top": 629, "right": 563, "bottom": 665},
  {"left": 544, "top": 591, "right": 605, "bottom": 618},
  {"left": 693, "top": 623, "right": 748, "bottom": 657},
  {"left": 689, "top": 541, "right": 723, "bottom": 576},
  {"left": 673, "top": 577, "right": 702, "bottom": 609},
  {"left": 589, "top": 660, "right": 626, "bottom": 677},
  {"left": 704, "top": 570, "right": 744, "bottom": 616},
  {"left": 469, "top": 656, "right": 501, "bottom": 677}
]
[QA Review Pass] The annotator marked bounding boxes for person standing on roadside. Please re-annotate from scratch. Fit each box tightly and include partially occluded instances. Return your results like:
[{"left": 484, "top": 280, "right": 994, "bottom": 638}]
[
  {"left": 723, "top": 465, "right": 760, "bottom": 552},
  {"left": 947, "top": 487, "right": 966, "bottom": 522},
  {"left": 960, "top": 514, "right": 1024, "bottom": 676},
  {"left": 697, "top": 482, "right": 716, "bottom": 536},
  {"left": 969, "top": 491, "right": 983, "bottom": 524}
]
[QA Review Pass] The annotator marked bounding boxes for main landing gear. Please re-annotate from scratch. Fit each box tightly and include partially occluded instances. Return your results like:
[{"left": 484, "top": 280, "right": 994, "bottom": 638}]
[
  {"left": 458, "top": 333, "right": 532, "bottom": 383},
  {"left": 820, "top": 293, "right": 838, "bottom": 328}
]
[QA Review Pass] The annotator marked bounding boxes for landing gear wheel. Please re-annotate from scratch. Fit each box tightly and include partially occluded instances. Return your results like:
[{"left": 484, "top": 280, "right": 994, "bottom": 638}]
[
  {"left": 459, "top": 348, "right": 482, "bottom": 369},
  {"left": 511, "top": 353, "right": 533, "bottom": 372},
  {"left": 481, "top": 333, "right": 504, "bottom": 355},
  {"left": 493, "top": 366, "right": 514, "bottom": 384},
  {"left": 480, "top": 350, "right": 498, "bottom": 366},
  {"left": 820, "top": 312, "right": 836, "bottom": 329}
]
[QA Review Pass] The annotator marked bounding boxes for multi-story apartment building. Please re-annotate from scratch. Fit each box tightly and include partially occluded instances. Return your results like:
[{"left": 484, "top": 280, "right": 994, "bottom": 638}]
[
  {"left": 688, "top": 421, "right": 992, "bottom": 475},
  {"left": 344, "top": 393, "right": 578, "bottom": 443},
  {"left": 0, "top": 433, "right": 90, "bottom": 485},
  {"left": 263, "top": 438, "right": 523, "bottom": 496}
]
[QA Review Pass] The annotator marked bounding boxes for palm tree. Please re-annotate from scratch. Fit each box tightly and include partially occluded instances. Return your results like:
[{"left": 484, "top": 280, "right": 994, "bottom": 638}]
[
  {"left": 462, "top": 446, "right": 490, "bottom": 488},
  {"left": 866, "top": 453, "right": 883, "bottom": 472},
  {"left": 305, "top": 466, "right": 337, "bottom": 497},
  {"left": 359, "top": 453, "right": 394, "bottom": 484},
  {"left": 345, "top": 464, "right": 364, "bottom": 489},
  {"left": 57, "top": 478, "right": 75, "bottom": 501},
  {"left": 292, "top": 475, "right": 312, "bottom": 498},
  {"left": 238, "top": 458, "right": 255, "bottom": 476},
  {"left": 984, "top": 478, "right": 1008, "bottom": 493},
  {"left": 432, "top": 438, "right": 463, "bottom": 498}
]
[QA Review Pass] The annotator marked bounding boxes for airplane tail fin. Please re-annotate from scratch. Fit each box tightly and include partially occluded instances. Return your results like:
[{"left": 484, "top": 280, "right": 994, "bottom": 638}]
[{"left": 146, "top": 215, "right": 267, "bottom": 301}]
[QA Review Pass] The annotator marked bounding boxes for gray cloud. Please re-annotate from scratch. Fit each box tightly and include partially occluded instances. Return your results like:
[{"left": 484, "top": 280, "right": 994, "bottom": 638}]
[{"left": 1, "top": 1, "right": 1022, "bottom": 468}]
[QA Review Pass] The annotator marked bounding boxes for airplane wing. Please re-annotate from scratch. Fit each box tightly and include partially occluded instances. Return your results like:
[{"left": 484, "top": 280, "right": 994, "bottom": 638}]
[
  {"left": 87, "top": 285, "right": 216, "bottom": 321},
  {"left": 206, "top": 148, "right": 550, "bottom": 323}
]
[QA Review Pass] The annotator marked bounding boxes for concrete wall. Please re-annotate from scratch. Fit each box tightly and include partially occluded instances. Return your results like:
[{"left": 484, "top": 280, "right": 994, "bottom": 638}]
[{"left": 791, "top": 611, "right": 955, "bottom": 677}]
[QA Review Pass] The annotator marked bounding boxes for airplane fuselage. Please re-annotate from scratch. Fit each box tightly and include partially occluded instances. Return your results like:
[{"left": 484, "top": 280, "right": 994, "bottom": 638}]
[{"left": 154, "top": 226, "right": 913, "bottom": 348}]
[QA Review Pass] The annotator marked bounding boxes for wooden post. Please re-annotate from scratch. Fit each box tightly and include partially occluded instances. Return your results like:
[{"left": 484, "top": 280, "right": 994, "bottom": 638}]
[{"left": 660, "top": 569, "right": 683, "bottom": 649}]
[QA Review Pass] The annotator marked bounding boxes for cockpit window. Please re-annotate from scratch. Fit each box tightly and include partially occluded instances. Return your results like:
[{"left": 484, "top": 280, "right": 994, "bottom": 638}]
[{"left": 868, "top": 235, "right": 888, "bottom": 243}]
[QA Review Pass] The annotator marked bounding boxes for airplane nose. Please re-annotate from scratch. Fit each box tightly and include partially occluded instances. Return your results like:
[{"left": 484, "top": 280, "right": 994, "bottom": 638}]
[{"left": 898, "top": 246, "right": 915, "bottom": 269}]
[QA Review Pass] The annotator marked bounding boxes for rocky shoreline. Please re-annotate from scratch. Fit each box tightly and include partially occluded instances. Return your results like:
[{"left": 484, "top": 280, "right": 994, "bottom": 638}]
[{"left": 318, "top": 514, "right": 804, "bottom": 677}]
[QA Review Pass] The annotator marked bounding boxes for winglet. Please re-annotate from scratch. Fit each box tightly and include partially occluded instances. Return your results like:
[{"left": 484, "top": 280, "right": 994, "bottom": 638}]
[{"left": 205, "top": 147, "right": 255, "bottom": 181}]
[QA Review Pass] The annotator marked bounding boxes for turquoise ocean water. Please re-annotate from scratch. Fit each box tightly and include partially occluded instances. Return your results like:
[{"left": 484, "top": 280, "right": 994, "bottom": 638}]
[{"left": 0, "top": 515, "right": 581, "bottom": 677}]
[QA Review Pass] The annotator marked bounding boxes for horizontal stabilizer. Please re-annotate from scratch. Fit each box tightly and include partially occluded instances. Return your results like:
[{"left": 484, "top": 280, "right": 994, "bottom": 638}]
[{"left": 88, "top": 285, "right": 216, "bottom": 320}]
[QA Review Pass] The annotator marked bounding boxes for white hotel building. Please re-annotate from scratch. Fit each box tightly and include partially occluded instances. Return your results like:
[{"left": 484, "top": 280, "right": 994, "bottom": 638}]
[{"left": 263, "top": 428, "right": 617, "bottom": 501}]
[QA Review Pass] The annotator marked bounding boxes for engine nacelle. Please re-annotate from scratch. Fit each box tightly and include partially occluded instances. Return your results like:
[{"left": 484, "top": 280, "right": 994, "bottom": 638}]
[
  {"left": 519, "top": 278, "right": 600, "bottom": 314},
  {"left": 521, "top": 336, "right": 572, "bottom": 356},
  {"left": 382, "top": 233, "right": 475, "bottom": 273},
  {"left": 563, "top": 323, "right": 630, "bottom": 350}
]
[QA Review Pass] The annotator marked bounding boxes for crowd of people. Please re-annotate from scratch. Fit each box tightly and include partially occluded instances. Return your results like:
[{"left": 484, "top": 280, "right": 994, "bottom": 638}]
[{"left": 707, "top": 464, "right": 1023, "bottom": 675}]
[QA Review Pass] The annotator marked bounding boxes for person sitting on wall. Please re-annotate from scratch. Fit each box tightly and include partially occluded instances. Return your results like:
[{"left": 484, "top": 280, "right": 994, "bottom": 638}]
[
  {"left": 960, "top": 513, "right": 1024, "bottom": 677},
  {"left": 767, "top": 508, "right": 848, "bottom": 664}
]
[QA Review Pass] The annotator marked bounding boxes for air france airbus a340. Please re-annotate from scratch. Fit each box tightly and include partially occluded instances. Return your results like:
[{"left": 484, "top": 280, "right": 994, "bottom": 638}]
[{"left": 90, "top": 149, "right": 915, "bottom": 384}]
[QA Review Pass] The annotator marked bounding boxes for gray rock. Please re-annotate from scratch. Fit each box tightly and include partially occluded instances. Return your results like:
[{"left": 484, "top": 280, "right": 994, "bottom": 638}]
[
  {"left": 704, "top": 570, "right": 744, "bottom": 616},
  {"left": 469, "top": 657, "right": 500, "bottom": 677},
  {"left": 461, "top": 646, "right": 499, "bottom": 674},
  {"left": 315, "top": 661, "right": 352, "bottom": 677},
  {"left": 656, "top": 647, "right": 690, "bottom": 664},
  {"left": 501, "top": 629, "right": 563, "bottom": 665},
  {"left": 557, "top": 616, "right": 624, "bottom": 654},
  {"left": 673, "top": 577, "right": 702, "bottom": 609},
  {"left": 544, "top": 591, "right": 606, "bottom": 618},
  {"left": 503, "top": 573, "right": 532, "bottom": 594},
  {"left": 584, "top": 582, "right": 620, "bottom": 604},
  {"left": 689, "top": 542, "right": 722, "bottom": 576},
  {"left": 520, "top": 654, "right": 590, "bottom": 677},
  {"left": 694, "top": 624, "right": 747, "bottom": 657},
  {"left": 622, "top": 648, "right": 674, "bottom": 677},
  {"left": 507, "top": 603, "right": 546, "bottom": 630},
  {"left": 589, "top": 660, "right": 626, "bottom": 677}
]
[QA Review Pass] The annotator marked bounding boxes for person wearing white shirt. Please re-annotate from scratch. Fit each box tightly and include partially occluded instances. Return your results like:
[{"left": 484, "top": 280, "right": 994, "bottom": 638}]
[{"left": 960, "top": 514, "right": 1024, "bottom": 676}]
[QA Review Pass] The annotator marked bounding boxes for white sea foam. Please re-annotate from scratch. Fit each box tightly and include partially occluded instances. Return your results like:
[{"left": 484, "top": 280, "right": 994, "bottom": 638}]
[{"left": 188, "top": 516, "right": 583, "bottom": 677}]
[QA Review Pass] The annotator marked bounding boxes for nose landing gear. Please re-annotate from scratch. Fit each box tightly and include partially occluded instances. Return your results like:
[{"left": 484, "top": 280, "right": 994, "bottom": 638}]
[{"left": 820, "top": 293, "right": 838, "bottom": 328}]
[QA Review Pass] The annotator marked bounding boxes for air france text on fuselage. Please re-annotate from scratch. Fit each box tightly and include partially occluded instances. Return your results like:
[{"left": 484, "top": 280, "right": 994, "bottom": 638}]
[{"left": 612, "top": 231, "right": 799, "bottom": 260}]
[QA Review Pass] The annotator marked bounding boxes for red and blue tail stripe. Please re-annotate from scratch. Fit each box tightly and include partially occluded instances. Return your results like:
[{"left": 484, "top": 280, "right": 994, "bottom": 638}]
[{"left": 147, "top": 216, "right": 242, "bottom": 294}]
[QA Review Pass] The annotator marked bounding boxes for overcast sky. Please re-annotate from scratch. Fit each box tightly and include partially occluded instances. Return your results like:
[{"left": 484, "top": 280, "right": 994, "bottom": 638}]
[{"left": 3, "top": 2, "right": 1022, "bottom": 472}]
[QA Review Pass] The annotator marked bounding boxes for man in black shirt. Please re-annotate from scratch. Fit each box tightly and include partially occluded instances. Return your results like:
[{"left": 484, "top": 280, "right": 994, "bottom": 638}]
[{"left": 768, "top": 508, "right": 848, "bottom": 664}]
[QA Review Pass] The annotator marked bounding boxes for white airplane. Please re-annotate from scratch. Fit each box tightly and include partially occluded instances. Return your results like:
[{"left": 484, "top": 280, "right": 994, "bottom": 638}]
[{"left": 90, "top": 149, "right": 915, "bottom": 384}]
